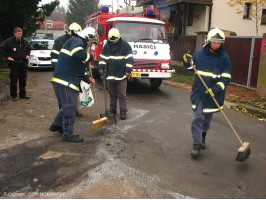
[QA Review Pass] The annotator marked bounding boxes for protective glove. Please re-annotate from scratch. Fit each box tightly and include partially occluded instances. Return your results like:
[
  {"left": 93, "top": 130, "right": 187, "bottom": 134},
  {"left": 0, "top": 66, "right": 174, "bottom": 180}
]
[
  {"left": 99, "top": 69, "right": 104, "bottom": 76},
  {"left": 182, "top": 51, "right": 193, "bottom": 70},
  {"left": 205, "top": 88, "right": 215, "bottom": 97}
]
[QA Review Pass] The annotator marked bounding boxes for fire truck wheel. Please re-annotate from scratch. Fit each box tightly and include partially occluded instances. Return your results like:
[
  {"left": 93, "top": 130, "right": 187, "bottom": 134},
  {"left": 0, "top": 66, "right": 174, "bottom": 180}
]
[{"left": 150, "top": 78, "right": 162, "bottom": 90}]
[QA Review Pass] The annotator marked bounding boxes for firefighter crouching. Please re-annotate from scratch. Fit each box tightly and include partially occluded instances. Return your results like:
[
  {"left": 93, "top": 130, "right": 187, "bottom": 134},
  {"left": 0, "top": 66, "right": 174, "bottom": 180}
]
[
  {"left": 98, "top": 28, "right": 134, "bottom": 120},
  {"left": 49, "top": 27, "right": 97, "bottom": 143}
]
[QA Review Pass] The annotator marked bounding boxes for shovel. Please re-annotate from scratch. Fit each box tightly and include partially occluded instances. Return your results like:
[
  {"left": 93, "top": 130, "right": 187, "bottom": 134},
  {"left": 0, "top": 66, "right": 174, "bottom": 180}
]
[{"left": 88, "top": 64, "right": 109, "bottom": 131}]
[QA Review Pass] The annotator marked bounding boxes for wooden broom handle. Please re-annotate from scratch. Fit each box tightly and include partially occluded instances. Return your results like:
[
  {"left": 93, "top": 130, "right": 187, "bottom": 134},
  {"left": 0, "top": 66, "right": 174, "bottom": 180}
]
[
  {"left": 89, "top": 63, "right": 101, "bottom": 120},
  {"left": 191, "top": 64, "right": 244, "bottom": 146}
]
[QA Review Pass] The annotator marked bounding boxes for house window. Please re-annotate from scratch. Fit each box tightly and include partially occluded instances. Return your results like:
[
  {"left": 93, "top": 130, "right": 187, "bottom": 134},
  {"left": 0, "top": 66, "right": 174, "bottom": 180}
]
[
  {"left": 262, "top": 9, "right": 266, "bottom": 24},
  {"left": 243, "top": 3, "right": 251, "bottom": 19},
  {"left": 46, "top": 20, "right": 53, "bottom": 28},
  {"left": 187, "top": 4, "right": 194, "bottom": 26}
]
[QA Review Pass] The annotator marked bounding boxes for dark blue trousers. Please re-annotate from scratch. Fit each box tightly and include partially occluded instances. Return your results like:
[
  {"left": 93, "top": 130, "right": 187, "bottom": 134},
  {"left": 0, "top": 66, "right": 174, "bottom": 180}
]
[
  {"left": 52, "top": 83, "right": 78, "bottom": 137},
  {"left": 191, "top": 101, "right": 213, "bottom": 144}
]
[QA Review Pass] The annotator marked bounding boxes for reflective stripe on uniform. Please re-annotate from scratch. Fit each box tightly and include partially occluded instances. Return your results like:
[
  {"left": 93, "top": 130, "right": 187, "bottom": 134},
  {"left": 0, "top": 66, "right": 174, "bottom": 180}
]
[
  {"left": 99, "top": 61, "right": 106, "bottom": 65},
  {"left": 197, "top": 70, "right": 221, "bottom": 78},
  {"left": 203, "top": 107, "right": 223, "bottom": 113},
  {"left": 51, "top": 49, "right": 60, "bottom": 55},
  {"left": 192, "top": 105, "right": 196, "bottom": 109},
  {"left": 217, "top": 82, "right": 225, "bottom": 90},
  {"left": 51, "top": 77, "right": 79, "bottom": 91},
  {"left": 221, "top": 73, "right": 231, "bottom": 78},
  {"left": 71, "top": 46, "right": 83, "bottom": 55},
  {"left": 100, "top": 54, "right": 130, "bottom": 60},
  {"left": 106, "top": 75, "right": 127, "bottom": 81},
  {"left": 82, "top": 52, "right": 90, "bottom": 63},
  {"left": 61, "top": 49, "right": 71, "bottom": 56},
  {"left": 126, "top": 63, "right": 133, "bottom": 68},
  {"left": 125, "top": 53, "right": 133, "bottom": 59},
  {"left": 51, "top": 59, "right": 58, "bottom": 63}
]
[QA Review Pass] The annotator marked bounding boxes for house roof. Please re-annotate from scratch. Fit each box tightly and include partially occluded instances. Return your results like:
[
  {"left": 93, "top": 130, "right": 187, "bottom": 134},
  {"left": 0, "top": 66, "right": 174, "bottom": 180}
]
[
  {"left": 46, "top": 13, "right": 66, "bottom": 22},
  {"left": 37, "top": 13, "right": 66, "bottom": 30},
  {"left": 138, "top": 0, "right": 213, "bottom": 8}
]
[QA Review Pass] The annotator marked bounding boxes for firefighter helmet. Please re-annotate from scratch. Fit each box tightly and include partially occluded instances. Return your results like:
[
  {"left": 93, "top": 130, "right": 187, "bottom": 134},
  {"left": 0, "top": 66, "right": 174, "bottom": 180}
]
[
  {"left": 77, "top": 27, "right": 98, "bottom": 43},
  {"left": 67, "top": 22, "right": 82, "bottom": 36},
  {"left": 207, "top": 27, "right": 225, "bottom": 44},
  {"left": 108, "top": 28, "right": 121, "bottom": 41}
]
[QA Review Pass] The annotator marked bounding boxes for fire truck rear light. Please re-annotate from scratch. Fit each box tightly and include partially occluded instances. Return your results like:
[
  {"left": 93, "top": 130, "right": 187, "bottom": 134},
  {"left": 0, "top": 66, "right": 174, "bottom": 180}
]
[
  {"left": 161, "top": 63, "right": 169, "bottom": 69},
  {"left": 101, "top": 6, "right": 109, "bottom": 12},
  {"left": 133, "top": 50, "right": 137, "bottom": 55}
]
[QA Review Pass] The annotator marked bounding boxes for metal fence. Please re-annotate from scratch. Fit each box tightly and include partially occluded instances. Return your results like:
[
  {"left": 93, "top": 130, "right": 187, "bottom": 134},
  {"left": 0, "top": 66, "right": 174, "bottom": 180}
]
[{"left": 169, "top": 34, "right": 262, "bottom": 89}]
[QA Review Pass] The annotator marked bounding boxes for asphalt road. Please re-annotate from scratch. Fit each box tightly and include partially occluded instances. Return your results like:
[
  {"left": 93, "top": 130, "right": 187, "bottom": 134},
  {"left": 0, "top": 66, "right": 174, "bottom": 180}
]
[{"left": 0, "top": 69, "right": 265, "bottom": 198}]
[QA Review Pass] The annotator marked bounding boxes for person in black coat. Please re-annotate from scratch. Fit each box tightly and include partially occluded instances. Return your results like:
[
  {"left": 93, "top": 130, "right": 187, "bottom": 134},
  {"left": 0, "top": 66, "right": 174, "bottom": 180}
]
[{"left": 0, "top": 27, "right": 31, "bottom": 102}]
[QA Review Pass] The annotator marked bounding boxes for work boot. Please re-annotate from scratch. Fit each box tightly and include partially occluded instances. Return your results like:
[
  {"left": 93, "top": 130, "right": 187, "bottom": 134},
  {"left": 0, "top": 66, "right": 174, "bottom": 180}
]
[
  {"left": 201, "top": 132, "right": 207, "bottom": 149},
  {"left": 49, "top": 124, "right": 63, "bottom": 134},
  {"left": 191, "top": 144, "right": 201, "bottom": 159},
  {"left": 75, "top": 111, "right": 83, "bottom": 117},
  {"left": 62, "top": 135, "right": 84, "bottom": 143},
  {"left": 19, "top": 95, "right": 30, "bottom": 99},
  {"left": 108, "top": 110, "right": 116, "bottom": 117},
  {"left": 120, "top": 111, "right": 127, "bottom": 120}
]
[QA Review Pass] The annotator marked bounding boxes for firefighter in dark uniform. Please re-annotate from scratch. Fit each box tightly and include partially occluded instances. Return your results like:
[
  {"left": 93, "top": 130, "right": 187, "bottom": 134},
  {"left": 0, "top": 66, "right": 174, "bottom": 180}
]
[
  {"left": 98, "top": 28, "right": 134, "bottom": 120},
  {"left": 189, "top": 28, "right": 231, "bottom": 158},
  {"left": 50, "top": 22, "right": 83, "bottom": 117},
  {"left": 49, "top": 27, "right": 97, "bottom": 143},
  {"left": 0, "top": 27, "right": 31, "bottom": 102},
  {"left": 50, "top": 22, "right": 82, "bottom": 70}
]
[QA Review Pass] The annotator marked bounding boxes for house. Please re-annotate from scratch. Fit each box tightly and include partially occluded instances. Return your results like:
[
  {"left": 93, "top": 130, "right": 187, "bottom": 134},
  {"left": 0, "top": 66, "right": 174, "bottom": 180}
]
[
  {"left": 137, "top": 0, "right": 266, "bottom": 36},
  {"left": 36, "top": 13, "right": 67, "bottom": 39}
]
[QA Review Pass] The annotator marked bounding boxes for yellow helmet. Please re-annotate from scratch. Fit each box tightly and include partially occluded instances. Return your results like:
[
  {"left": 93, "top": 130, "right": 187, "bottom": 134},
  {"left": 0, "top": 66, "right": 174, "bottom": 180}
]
[
  {"left": 67, "top": 22, "right": 82, "bottom": 36},
  {"left": 207, "top": 27, "right": 225, "bottom": 44},
  {"left": 108, "top": 28, "right": 121, "bottom": 41}
]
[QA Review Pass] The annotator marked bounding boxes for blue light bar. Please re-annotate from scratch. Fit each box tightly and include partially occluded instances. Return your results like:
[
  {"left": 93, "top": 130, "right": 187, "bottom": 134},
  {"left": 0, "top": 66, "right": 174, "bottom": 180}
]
[
  {"left": 147, "top": 10, "right": 153, "bottom": 15},
  {"left": 133, "top": 50, "right": 137, "bottom": 55},
  {"left": 102, "top": 6, "right": 109, "bottom": 12}
]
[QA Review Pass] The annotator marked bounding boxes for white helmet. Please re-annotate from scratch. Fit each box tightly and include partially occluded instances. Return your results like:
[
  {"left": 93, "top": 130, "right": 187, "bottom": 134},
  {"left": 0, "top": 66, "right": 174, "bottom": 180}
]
[{"left": 77, "top": 27, "right": 98, "bottom": 44}]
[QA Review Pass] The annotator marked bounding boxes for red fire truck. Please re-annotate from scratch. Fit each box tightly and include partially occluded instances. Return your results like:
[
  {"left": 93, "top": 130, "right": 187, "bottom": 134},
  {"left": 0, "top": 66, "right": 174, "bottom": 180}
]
[{"left": 86, "top": 6, "right": 175, "bottom": 89}]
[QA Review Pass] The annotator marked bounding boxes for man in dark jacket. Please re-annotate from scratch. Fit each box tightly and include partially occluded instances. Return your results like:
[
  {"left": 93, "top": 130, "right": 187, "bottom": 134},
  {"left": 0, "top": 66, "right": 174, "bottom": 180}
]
[
  {"left": 50, "top": 22, "right": 83, "bottom": 117},
  {"left": 190, "top": 27, "right": 231, "bottom": 158},
  {"left": 50, "top": 27, "right": 97, "bottom": 143},
  {"left": 0, "top": 27, "right": 31, "bottom": 102},
  {"left": 98, "top": 28, "right": 134, "bottom": 120}
]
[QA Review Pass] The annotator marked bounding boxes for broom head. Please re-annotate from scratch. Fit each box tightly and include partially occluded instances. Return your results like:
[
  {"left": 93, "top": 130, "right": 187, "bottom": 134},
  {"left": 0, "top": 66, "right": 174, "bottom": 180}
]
[
  {"left": 91, "top": 117, "right": 109, "bottom": 131},
  {"left": 236, "top": 142, "right": 251, "bottom": 162}
]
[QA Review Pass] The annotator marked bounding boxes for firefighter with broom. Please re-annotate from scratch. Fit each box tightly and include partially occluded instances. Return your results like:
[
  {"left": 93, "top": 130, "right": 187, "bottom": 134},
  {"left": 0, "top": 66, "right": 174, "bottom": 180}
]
[
  {"left": 187, "top": 27, "right": 232, "bottom": 158},
  {"left": 50, "top": 27, "right": 97, "bottom": 143}
]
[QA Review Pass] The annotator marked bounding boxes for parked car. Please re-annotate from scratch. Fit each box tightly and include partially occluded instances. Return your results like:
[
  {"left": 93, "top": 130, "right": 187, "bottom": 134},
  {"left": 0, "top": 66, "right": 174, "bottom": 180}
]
[{"left": 28, "top": 39, "right": 54, "bottom": 68}]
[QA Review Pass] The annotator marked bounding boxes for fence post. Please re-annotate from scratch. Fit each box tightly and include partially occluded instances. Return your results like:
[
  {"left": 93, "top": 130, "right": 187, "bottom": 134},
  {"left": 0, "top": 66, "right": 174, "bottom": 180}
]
[
  {"left": 195, "top": 31, "right": 208, "bottom": 51},
  {"left": 256, "top": 33, "right": 266, "bottom": 97}
]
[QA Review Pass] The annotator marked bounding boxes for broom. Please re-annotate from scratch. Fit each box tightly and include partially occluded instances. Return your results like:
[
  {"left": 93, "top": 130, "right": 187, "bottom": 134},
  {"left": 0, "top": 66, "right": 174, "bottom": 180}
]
[
  {"left": 88, "top": 63, "right": 109, "bottom": 131},
  {"left": 190, "top": 62, "right": 250, "bottom": 161}
]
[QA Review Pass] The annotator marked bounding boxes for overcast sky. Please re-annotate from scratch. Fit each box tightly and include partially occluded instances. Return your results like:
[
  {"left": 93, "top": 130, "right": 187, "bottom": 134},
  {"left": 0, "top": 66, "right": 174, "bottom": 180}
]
[{"left": 39, "top": 0, "right": 136, "bottom": 11}]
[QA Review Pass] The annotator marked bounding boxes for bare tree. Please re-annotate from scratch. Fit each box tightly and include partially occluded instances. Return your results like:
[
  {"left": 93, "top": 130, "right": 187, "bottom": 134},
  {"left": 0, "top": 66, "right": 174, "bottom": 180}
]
[{"left": 227, "top": 0, "right": 266, "bottom": 35}]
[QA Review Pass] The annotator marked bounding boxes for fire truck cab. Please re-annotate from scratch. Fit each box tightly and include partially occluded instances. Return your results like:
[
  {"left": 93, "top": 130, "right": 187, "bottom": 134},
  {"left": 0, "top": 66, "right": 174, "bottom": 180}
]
[{"left": 86, "top": 6, "right": 175, "bottom": 89}]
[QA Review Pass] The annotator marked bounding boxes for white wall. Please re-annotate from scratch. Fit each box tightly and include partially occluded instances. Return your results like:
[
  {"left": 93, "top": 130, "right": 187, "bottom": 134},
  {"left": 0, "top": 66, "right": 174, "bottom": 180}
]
[
  {"left": 186, "top": 5, "right": 209, "bottom": 35},
  {"left": 211, "top": 0, "right": 266, "bottom": 36}
]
